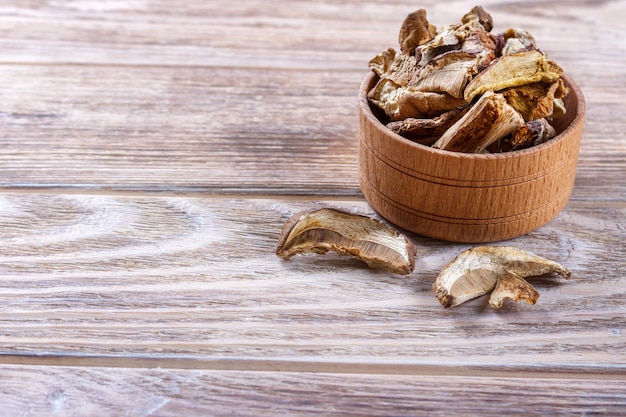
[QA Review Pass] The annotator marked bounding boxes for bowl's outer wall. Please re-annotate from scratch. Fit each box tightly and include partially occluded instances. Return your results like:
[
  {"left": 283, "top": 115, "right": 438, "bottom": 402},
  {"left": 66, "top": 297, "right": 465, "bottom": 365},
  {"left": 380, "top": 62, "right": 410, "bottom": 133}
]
[{"left": 358, "top": 72, "right": 585, "bottom": 242}]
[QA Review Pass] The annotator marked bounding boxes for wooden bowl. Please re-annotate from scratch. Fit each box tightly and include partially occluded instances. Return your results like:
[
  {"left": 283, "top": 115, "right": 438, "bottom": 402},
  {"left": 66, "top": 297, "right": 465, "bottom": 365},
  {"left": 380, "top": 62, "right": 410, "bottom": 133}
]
[{"left": 358, "top": 71, "right": 585, "bottom": 243}]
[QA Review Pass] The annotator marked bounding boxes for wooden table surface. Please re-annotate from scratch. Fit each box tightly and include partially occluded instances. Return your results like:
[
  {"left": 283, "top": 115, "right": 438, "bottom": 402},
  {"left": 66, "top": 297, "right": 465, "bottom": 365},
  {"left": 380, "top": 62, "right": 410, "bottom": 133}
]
[{"left": 1, "top": 1, "right": 624, "bottom": 415}]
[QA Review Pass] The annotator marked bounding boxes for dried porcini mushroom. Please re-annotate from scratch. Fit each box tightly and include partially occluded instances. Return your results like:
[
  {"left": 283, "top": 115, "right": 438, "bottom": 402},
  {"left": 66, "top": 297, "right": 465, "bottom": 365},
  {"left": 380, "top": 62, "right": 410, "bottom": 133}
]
[
  {"left": 367, "top": 6, "right": 570, "bottom": 153},
  {"left": 501, "top": 78, "right": 568, "bottom": 121},
  {"left": 399, "top": 9, "right": 437, "bottom": 55},
  {"left": 463, "top": 50, "right": 564, "bottom": 102},
  {"left": 498, "top": 118, "right": 556, "bottom": 152},
  {"left": 433, "top": 246, "right": 571, "bottom": 308},
  {"left": 276, "top": 208, "right": 417, "bottom": 275},
  {"left": 432, "top": 91, "right": 525, "bottom": 153},
  {"left": 386, "top": 107, "right": 468, "bottom": 146}
]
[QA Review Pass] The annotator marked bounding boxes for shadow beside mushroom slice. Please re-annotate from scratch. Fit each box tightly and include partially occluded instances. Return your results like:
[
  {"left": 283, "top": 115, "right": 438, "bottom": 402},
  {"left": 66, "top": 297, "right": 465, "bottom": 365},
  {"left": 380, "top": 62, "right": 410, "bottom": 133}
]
[{"left": 433, "top": 246, "right": 571, "bottom": 308}]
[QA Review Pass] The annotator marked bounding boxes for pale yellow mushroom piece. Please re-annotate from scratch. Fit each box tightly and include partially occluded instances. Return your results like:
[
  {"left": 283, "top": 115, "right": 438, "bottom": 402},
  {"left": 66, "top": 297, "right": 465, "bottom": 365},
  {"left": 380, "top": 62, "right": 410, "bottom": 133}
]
[
  {"left": 464, "top": 50, "right": 564, "bottom": 102},
  {"left": 433, "top": 246, "right": 570, "bottom": 308}
]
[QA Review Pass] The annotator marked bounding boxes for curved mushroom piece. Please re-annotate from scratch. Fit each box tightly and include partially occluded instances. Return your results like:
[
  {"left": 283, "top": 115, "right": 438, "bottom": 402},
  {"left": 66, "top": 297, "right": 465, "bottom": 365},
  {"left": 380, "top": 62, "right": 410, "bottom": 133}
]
[
  {"left": 488, "top": 272, "right": 541, "bottom": 308},
  {"left": 387, "top": 107, "right": 468, "bottom": 145},
  {"left": 276, "top": 208, "right": 417, "bottom": 275},
  {"left": 502, "top": 78, "right": 569, "bottom": 121},
  {"left": 410, "top": 50, "right": 490, "bottom": 99},
  {"left": 432, "top": 91, "right": 525, "bottom": 153},
  {"left": 396, "top": 90, "right": 467, "bottom": 119},
  {"left": 369, "top": 48, "right": 418, "bottom": 88},
  {"left": 415, "top": 6, "right": 493, "bottom": 67},
  {"left": 464, "top": 50, "right": 564, "bottom": 102},
  {"left": 462, "top": 5, "right": 494, "bottom": 32},
  {"left": 368, "top": 79, "right": 466, "bottom": 121},
  {"left": 368, "top": 48, "right": 397, "bottom": 77},
  {"left": 433, "top": 246, "right": 571, "bottom": 308},
  {"left": 503, "top": 28, "right": 537, "bottom": 50},
  {"left": 398, "top": 9, "right": 437, "bottom": 55},
  {"left": 501, "top": 38, "right": 527, "bottom": 56},
  {"left": 499, "top": 118, "right": 556, "bottom": 152}
]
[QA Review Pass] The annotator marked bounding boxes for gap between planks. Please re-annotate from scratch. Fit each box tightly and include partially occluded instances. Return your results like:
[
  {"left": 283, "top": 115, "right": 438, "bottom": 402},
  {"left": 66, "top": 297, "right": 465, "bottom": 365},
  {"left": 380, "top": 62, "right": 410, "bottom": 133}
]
[
  {"left": 0, "top": 186, "right": 365, "bottom": 201},
  {"left": 0, "top": 60, "right": 365, "bottom": 72},
  {"left": 1, "top": 354, "right": 624, "bottom": 381},
  {"left": 0, "top": 187, "right": 624, "bottom": 209}
]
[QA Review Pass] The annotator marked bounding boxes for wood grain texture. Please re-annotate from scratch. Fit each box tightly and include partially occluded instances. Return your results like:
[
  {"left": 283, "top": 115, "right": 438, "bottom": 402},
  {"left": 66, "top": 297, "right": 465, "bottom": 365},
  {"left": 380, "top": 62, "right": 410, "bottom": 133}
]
[
  {"left": 1, "top": 365, "right": 625, "bottom": 417},
  {"left": 0, "top": 0, "right": 623, "bottom": 198},
  {"left": 0, "top": 194, "right": 623, "bottom": 369},
  {"left": 0, "top": 0, "right": 625, "bottom": 414}
]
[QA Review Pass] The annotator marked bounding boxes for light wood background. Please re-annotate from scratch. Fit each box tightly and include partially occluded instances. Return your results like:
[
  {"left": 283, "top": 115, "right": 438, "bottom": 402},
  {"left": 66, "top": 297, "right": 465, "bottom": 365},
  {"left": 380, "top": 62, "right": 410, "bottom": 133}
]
[{"left": 0, "top": 1, "right": 624, "bottom": 415}]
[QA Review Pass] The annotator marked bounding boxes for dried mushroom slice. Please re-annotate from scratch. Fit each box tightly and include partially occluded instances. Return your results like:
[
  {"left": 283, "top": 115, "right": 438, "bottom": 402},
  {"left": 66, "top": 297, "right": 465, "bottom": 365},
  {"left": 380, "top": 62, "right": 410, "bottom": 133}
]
[
  {"left": 416, "top": 6, "right": 493, "bottom": 66},
  {"left": 410, "top": 51, "right": 486, "bottom": 99},
  {"left": 432, "top": 91, "right": 525, "bottom": 153},
  {"left": 386, "top": 107, "right": 468, "bottom": 145},
  {"left": 500, "top": 118, "right": 556, "bottom": 152},
  {"left": 369, "top": 48, "right": 397, "bottom": 77},
  {"left": 409, "top": 27, "right": 498, "bottom": 100},
  {"left": 502, "top": 78, "right": 568, "bottom": 121},
  {"left": 501, "top": 38, "right": 527, "bottom": 56},
  {"left": 276, "top": 208, "right": 417, "bottom": 275},
  {"left": 503, "top": 28, "right": 537, "bottom": 50},
  {"left": 488, "top": 272, "right": 540, "bottom": 308},
  {"left": 433, "top": 246, "right": 571, "bottom": 308},
  {"left": 396, "top": 90, "right": 467, "bottom": 119},
  {"left": 464, "top": 50, "right": 564, "bottom": 102},
  {"left": 369, "top": 49, "right": 418, "bottom": 88},
  {"left": 462, "top": 5, "right": 494, "bottom": 32},
  {"left": 398, "top": 9, "right": 437, "bottom": 55},
  {"left": 369, "top": 80, "right": 466, "bottom": 121}
]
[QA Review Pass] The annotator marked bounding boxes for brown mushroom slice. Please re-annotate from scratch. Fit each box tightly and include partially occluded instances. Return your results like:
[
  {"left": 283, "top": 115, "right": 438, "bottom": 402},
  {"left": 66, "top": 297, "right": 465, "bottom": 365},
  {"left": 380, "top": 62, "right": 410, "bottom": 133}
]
[
  {"left": 369, "top": 49, "right": 418, "bottom": 88},
  {"left": 409, "top": 30, "right": 498, "bottom": 99},
  {"left": 433, "top": 246, "right": 571, "bottom": 308},
  {"left": 415, "top": 25, "right": 464, "bottom": 66},
  {"left": 501, "top": 38, "right": 527, "bottom": 56},
  {"left": 367, "top": 78, "right": 403, "bottom": 120},
  {"left": 410, "top": 51, "right": 486, "bottom": 99},
  {"left": 488, "top": 272, "right": 540, "bottom": 308},
  {"left": 369, "top": 80, "right": 466, "bottom": 121},
  {"left": 462, "top": 5, "right": 494, "bottom": 32},
  {"left": 503, "top": 28, "right": 537, "bottom": 50},
  {"left": 369, "top": 48, "right": 397, "bottom": 78},
  {"left": 386, "top": 107, "right": 468, "bottom": 145},
  {"left": 398, "top": 9, "right": 437, "bottom": 55},
  {"left": 502, "top": 78, "right": 568, "bottom": 121},
  {"left": 432, "top": 91, "right": 525, "bottom": 153},
  {"left": 397, "top": 90, "right": 467, "bottom": 119},
  {"left": 276, "top": 208, "right": 417, "bottom": 275},
  {"left": 464, "top": 50, "right": 564, "bottom": 102},
  {"left": 416, "top": 6, "right": 494, "bottom": 66},
  {"left": 500, "top": 118, "right": 557, "bottom": 152}
]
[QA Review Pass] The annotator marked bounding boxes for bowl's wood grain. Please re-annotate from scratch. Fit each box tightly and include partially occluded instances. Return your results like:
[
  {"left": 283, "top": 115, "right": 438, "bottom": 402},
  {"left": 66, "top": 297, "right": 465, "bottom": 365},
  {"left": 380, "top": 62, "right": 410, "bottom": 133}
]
[{"left": 358, "top": 71, "right": 585, "bottom": 242}]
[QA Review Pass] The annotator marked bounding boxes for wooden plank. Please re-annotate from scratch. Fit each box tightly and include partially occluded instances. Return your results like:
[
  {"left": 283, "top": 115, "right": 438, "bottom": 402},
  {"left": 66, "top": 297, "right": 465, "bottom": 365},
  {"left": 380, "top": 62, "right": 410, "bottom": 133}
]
[
  {"left": 0, "top": 63, "right": 623, "bottom": 199},
  {"left": 0, "top": 0, "right": 622, "bottom": 73},
  {"left": 0, "top": 194, "right": 623, "bottom": 369},
  {"left": 0, "top": 1, "right": 623, "bottom": 197},
  {"left": 0, "top": 365, "right": 624, "bottom": 416}
]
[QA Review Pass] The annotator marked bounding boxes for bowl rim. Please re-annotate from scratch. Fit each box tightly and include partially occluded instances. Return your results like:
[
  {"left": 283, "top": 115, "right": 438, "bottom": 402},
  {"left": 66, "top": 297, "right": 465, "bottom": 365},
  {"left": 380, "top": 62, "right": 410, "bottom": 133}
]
[{"left": 359, "top": 70, "right": 586, "bottom": 161}]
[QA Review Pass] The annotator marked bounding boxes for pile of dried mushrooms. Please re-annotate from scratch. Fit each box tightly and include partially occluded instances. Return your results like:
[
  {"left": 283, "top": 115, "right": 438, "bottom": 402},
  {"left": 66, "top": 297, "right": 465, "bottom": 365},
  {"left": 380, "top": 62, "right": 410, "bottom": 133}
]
[{"left": 368, "top": 6, "right": 569, "bottom": 153}]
